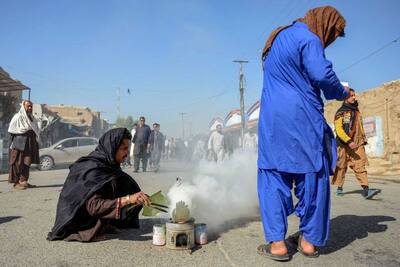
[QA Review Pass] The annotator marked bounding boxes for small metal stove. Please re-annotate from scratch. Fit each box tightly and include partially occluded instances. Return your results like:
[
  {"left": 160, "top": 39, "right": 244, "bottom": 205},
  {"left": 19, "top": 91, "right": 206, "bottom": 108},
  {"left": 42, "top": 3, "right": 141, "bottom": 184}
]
[{"left": 165, "top": 218, "right": 195, "bottom": 250}]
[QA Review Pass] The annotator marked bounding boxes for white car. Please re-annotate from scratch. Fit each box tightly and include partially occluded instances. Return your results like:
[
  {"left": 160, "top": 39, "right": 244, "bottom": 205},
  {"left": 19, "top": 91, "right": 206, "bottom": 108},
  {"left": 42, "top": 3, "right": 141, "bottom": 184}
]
[{"left": 38, "top": 137, "right": 98, "bottom": 170}]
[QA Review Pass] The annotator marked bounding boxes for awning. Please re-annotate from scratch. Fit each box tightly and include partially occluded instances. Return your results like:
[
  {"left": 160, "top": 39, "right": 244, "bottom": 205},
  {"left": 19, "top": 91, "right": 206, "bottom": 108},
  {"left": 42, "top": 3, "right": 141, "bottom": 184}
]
[{"left": 0, "top": 67, "right": 29, "bottom": 92}]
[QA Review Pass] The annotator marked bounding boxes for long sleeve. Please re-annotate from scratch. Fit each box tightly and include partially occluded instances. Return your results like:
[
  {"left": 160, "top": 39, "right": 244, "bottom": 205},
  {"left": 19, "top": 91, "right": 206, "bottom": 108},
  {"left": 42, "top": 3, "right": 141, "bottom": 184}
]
[
  {"left": 85, "top": 194, "right": 121, "bottom": 220},
  {"left": 301, "top": 38, "right": 348, "bottom": 101},
  {"left": 334, "top": 115, "right": 352, "bottom": 144}
]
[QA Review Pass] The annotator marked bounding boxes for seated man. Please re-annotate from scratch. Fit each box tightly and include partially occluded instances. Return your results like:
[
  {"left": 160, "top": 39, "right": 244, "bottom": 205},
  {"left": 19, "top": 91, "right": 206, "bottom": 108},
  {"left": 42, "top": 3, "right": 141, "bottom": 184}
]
[{"left": 47, "top": 128, "right": 150, "bottom": 242}]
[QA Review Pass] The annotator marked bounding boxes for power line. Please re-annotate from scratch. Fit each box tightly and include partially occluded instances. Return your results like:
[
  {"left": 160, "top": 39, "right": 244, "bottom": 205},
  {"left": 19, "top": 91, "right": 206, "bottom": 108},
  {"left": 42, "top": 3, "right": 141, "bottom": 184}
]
[{"left": 339, "top": 35, "right": 400, "bottom": 74}]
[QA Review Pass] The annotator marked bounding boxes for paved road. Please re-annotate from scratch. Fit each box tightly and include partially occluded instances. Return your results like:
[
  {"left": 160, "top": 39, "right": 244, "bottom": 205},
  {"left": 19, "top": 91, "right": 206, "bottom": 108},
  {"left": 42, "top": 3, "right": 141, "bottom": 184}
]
[{"left": 0, "top": 160, "right": 399, "bottom": 267}]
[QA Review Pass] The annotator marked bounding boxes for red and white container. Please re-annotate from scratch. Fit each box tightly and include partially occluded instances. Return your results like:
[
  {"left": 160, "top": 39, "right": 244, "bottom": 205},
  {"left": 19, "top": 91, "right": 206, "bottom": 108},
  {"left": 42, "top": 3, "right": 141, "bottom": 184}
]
[
  {"left": 195, "top": 223, "right": 208, "bottom": 245},
  {"left": 153, "top": 224, "right": 166, "bottom": 246}
]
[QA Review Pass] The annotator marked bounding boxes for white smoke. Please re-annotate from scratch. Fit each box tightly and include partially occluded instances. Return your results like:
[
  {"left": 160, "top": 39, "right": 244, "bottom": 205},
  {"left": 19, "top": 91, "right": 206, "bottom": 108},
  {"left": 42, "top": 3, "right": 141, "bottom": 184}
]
[{"left": 167, "top": 150, "right": 259, "bottom": 232}]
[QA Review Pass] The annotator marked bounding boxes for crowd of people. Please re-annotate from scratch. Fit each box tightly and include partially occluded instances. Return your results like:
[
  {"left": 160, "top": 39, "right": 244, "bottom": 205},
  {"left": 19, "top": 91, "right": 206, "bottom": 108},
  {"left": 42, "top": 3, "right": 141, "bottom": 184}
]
[{"left": 4, "top": 5, "right": 383, "bottom": 264}]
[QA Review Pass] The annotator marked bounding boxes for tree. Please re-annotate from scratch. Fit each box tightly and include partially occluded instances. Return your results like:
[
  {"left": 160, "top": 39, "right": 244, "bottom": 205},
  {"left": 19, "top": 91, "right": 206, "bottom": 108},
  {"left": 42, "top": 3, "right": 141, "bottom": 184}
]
[
  {"left": 126, "top": 116, "right": 134, "bottom": 128},
  {"left": 114, "top": 116, "right": 137, "bottom": 129}
]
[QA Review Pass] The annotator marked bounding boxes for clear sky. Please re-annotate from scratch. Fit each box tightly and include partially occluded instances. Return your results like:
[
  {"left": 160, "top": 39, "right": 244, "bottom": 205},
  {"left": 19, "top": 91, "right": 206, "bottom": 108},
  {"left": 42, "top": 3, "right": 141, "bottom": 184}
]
[{"left": 1, "top": 0, "right": 399, "bottom": 137}]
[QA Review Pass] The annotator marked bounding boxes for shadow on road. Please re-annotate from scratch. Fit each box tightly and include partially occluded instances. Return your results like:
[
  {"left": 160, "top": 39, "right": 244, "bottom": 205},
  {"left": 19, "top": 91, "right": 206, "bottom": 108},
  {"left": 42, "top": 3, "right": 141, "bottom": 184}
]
[
  {"left": 284, "top": 215, "right": 396, "bottom": 255},
  {"left": 0, "top": 216, "right": 22, "bottom": 225},
  {"left": 208, "top": 216, "right": 261, "bottom": 242},
  {"left": 117, "top": 218, "right": 165, "bottom": 241},
  {"left": 321, "top": 215, "right": 396, "bottom": 254},
  {"left": 31, "top": 184, "right": 65, "bottom": 189},
  {"left": 343, "top": 189, "right": 383, "bottom": 200}
]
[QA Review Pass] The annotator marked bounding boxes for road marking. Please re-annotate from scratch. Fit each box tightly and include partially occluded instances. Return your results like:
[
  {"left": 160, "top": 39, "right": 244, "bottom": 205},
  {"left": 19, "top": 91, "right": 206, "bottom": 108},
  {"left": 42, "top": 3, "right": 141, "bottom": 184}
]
[{"left": 216, "top": 239, "right": 236, "bottom": 267}]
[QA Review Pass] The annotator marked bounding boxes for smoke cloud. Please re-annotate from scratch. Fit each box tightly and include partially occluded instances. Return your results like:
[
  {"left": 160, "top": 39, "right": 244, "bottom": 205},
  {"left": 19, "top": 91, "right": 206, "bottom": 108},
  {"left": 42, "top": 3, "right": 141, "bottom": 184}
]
[{"left": 167, "top": 150, "right": 259, "bottom": 232}]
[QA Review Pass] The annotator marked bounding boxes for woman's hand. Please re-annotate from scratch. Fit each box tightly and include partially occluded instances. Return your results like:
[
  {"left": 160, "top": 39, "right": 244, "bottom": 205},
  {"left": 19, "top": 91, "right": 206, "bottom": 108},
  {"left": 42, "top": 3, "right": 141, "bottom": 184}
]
[{"left": 130, "top": 191, "right": 150, "bottom": 206}]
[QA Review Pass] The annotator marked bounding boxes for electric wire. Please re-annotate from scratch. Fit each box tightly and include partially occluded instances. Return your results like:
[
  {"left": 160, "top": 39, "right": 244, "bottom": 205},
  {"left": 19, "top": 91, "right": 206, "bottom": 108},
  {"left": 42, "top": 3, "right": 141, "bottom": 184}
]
[{"left": 338, "top": 36, "right": 400, "bottom": 74}]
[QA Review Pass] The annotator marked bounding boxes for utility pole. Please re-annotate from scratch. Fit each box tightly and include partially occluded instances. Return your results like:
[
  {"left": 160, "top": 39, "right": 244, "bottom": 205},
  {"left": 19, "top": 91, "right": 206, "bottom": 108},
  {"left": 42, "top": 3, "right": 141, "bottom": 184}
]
[
  {"left": 179, "top": 112, "right": 187, "bottom": 140},
  {"left": 116, "top": 87, "right": 121, "bottom": 118},
  {"left": 233, "top": 60, "right": 249, "bottom": 148}
]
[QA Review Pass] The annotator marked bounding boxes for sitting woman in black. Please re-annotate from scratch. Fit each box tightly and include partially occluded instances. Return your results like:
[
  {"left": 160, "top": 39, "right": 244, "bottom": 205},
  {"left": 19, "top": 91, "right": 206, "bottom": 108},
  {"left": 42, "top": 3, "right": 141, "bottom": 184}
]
[{"left": 47, "top": 128, "right": 150, "bottom": 242}]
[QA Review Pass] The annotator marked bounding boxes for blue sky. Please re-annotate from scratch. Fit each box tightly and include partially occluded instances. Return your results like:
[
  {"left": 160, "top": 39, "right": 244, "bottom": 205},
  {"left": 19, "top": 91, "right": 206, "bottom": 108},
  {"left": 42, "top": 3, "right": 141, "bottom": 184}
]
[{"left": 1, "top": 0, "right": 399, "bottom": 137}]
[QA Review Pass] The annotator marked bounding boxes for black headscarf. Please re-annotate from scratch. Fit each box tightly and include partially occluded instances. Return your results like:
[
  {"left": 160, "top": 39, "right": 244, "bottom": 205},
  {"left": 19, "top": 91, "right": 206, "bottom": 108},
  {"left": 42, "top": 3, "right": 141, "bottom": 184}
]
[{"left": 47, "top": 128, "right": 141, "bottom": 240}]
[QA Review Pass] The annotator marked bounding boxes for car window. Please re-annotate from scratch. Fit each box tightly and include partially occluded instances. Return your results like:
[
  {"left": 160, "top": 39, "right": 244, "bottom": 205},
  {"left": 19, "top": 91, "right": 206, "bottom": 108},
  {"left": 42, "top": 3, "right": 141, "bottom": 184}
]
[
  {"left": 61, "top": 139, "right": 78, "bottom": 148},
  {"left": 78, "top": 139, "right": 97, "bottom": 146}
]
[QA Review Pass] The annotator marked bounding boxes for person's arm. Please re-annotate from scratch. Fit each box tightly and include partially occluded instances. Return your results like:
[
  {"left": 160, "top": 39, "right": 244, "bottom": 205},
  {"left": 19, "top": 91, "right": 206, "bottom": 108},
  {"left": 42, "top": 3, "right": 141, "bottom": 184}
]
[
  {"left": 85, "top": 192, "right": 150, "bottom": 219},
  {"left": 334, "top": 113, "right": 352, "bottom": 144},
  {"left": 148, "top": 132, "right": 154, "bottom": 151},
  {"left": 161, "top": 134, "right": 165, "bottom": 152},
  {"left": 132, "top": 131, "right": 137, "bottom": 143},
  {"left": 301, "top": 38, "right": 348, "bottom": 101}
]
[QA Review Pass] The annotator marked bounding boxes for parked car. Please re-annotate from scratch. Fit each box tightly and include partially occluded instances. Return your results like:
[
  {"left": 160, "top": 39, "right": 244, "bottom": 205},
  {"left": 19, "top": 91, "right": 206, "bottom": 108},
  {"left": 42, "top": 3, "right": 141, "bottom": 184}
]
[{"left": 38, "top": 137, "right": 98, "bottom": 170}]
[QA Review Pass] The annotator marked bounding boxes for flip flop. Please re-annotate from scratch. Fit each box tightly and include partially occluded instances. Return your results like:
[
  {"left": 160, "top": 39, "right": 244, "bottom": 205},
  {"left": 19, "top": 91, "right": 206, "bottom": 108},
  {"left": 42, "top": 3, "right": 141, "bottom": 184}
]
[
  {"left": 257, "top": 244, "right": 290, "bottom": 261},
  {"left": 297, "top": 235, "right": 319, "bottom": 258}
]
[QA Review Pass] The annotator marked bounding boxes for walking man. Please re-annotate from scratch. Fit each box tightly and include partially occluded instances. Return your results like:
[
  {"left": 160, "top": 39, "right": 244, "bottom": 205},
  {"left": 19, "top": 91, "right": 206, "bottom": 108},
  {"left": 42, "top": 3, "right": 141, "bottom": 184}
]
[
  {"left": 331, "top": 89, "right": 380, "bottom": 199},
  {"left": 133, "top": 116, "right": 151, "bottom": 172},
  {"left": 148, "top": 123, "right": 165, "bottom": 172},
  {"left": 257, "top": 6, "right": 348, "bottom": 261},
  {"left": 243, "top": 129, "right": 258, "bottom": 152},
  {"left": 207, "top": 124, "right": 225, "bottom": 162},
  {"left": 8, "top": 100, "right": 40, "bottom": 190}
]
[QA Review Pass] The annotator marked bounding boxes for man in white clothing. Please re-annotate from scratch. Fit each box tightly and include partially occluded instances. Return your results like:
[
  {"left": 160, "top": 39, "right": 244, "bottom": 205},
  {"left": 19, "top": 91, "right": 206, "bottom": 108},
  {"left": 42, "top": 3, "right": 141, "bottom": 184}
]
[
  {"left": 243, "top": 129, "right": 258, "bottom": 152},
  {"left": 207, "top": 124, "right": 225, "bottom": 162}
]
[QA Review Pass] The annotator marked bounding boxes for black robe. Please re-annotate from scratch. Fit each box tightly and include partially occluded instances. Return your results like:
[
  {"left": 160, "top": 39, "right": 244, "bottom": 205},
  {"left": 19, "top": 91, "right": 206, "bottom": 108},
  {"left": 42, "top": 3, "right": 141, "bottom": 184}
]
[{"left": 47, "top": 128, "right": 141, "bottom": 241}]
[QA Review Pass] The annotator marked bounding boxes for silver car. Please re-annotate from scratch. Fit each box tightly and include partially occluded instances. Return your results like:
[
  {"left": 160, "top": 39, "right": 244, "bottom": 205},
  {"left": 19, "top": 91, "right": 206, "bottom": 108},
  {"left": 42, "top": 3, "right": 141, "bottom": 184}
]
[{"left": 38, "top": 137, "right": 98, "bottom": 170}]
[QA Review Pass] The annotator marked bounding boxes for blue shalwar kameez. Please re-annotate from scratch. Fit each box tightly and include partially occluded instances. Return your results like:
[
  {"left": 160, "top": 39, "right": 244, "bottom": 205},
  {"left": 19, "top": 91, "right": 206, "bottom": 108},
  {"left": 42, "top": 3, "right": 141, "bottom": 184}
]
[{"left": 257, "top": 21, "right": 348, "bottom": 246}]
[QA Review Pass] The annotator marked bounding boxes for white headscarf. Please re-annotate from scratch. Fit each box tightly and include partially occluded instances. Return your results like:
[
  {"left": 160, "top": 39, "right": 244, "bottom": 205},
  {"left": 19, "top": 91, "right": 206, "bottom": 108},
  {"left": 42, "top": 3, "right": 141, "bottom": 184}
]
[{"left": 8, "top": 101, "right": 41, "bottom": 140}]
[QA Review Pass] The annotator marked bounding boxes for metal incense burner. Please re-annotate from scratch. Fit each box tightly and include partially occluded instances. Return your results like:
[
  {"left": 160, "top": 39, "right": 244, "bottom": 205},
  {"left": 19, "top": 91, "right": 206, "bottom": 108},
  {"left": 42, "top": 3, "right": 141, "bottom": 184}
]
[
  {"left": 165, "top": 200, "right": 195, "bottom": 250},
  {"left": 165, "top": 218, "right": 195, "bottom": 250}
]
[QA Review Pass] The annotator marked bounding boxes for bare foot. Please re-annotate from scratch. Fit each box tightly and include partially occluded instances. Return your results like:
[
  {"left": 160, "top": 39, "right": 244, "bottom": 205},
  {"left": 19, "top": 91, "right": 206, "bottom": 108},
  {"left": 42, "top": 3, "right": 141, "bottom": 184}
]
[
  {"left": 20, "top": 181, "right": 36, "bottom": 188},
  {"left": 300, "top": 236, "right": 316, "bottom": 254},
  {"left": 271, "top": 241, "right": 288, "bottom": 255}
]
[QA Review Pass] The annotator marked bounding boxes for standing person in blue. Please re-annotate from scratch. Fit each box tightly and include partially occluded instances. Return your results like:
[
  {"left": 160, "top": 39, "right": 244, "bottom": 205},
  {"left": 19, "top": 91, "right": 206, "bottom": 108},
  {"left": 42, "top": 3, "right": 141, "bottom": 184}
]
[
  {"left": 133, "top": 116, "right": 151, "bottom": 172},
  {"left": 257, "top": 6, "right": 349, "bottom": 261}
]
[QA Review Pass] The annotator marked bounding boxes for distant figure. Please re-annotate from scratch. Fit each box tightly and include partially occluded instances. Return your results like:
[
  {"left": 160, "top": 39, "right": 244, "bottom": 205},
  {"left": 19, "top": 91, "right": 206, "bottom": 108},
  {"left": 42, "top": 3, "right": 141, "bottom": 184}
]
[
  {"left": 163, "top": 136, "right": 169, "bottom": 160},
  {"left": 257, "top": 6, "right": 348, "bottom": 261},
  {"left": 169, "top": 138, "right": 176, "bottom": 158},
  {"left": 207, "top": 124, "right": 225, "bottom": 162},
  {"left": 8, "top": 100, "right": 40, "bottom": 190},
  {"left": 192, "top": 137, "right": 206, "bottom": 161},
  {"left": 148, "top": 123, "right": 165, "bottom": 172},
  {"left": 243, "top": 130, "right": 258, "bottom": 152},
  {"left": 47, "top": 128, "right": 150, "bottom": 242},
  {"left": 223, "top": 132, "right": 235, "bottom": 158},
  {"left": 331, "top": 89, "right": 380, "bottom": 199},
  {"left": 128, "top": 123, "right": 138, "bottom": 166},
  {"left": 133, "top": 116, "right": 151, "bottom": 172}
]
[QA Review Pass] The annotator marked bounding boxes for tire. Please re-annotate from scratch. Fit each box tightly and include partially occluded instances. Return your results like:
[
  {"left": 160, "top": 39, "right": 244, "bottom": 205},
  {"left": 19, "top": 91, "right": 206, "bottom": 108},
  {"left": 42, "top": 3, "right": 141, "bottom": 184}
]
[{"left": 39, "top": 156, "right": 54, "bottom": 171}]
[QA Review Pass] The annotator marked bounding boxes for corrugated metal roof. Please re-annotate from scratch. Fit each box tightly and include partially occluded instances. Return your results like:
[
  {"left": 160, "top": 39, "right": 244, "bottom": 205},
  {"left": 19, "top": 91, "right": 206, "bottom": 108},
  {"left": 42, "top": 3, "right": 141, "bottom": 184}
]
[{"left": 0, "top": 67, "right": 29, "bottom": 92}]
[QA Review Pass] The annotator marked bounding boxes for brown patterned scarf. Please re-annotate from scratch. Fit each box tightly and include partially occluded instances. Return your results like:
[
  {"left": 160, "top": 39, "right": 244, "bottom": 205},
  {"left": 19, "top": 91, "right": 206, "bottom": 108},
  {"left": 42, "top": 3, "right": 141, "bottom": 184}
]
[{"left": 261, "top": 6, "right": 346, "bottom": 61}]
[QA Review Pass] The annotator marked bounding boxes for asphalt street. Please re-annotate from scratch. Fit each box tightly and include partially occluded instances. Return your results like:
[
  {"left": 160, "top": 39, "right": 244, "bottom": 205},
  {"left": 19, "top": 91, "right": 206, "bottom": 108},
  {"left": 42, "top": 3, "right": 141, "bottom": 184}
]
[{"left": 0, "top": 160, "right": 399, "bottom": 267}]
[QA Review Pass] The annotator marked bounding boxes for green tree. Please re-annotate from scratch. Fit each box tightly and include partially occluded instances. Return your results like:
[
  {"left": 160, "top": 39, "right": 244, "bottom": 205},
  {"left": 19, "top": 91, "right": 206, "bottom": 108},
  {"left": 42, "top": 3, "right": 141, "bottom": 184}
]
[
  {"left": 114, "top": 116, "right": 137, "bottom": 129},
  {"left": 125, "top": 115, "right": 134, "bottom": 128}
]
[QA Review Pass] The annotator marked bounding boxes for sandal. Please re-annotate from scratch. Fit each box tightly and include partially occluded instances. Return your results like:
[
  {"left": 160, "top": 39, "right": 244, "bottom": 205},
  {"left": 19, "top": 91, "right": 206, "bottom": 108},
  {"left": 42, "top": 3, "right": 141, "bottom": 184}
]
[
  {"left": 257, "top": 244, "right": 290, "bottom": 261},
  {"left": 297, "top": 235, "right": 319, "bottom": 258}
]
